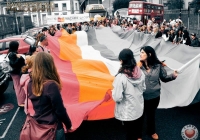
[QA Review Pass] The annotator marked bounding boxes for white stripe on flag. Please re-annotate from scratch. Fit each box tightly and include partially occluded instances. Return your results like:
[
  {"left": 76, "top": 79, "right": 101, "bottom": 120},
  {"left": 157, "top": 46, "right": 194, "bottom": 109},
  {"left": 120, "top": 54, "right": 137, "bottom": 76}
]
[{"left": 75, "top": 31, "right": 120, "bottom": 76}]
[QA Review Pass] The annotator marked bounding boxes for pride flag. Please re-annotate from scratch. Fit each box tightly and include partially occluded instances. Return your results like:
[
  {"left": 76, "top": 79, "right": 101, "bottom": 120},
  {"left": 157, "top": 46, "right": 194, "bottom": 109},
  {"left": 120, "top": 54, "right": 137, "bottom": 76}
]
[{"left": 45, "top": 27, "right": 200, "bottom": 130}]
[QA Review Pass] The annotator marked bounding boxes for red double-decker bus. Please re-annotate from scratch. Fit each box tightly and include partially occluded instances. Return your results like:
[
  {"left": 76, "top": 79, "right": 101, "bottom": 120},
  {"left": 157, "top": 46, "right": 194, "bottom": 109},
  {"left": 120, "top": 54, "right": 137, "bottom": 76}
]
[{"left": 128, "top": 1, "right": 164, "bottom": 25}]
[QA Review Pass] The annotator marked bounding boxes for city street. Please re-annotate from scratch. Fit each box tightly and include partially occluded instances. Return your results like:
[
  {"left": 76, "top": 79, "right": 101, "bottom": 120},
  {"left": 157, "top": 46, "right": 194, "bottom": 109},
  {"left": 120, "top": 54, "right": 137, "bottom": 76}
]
[{"left": 0, "top": 82, "right": 199, "bottom": 140}]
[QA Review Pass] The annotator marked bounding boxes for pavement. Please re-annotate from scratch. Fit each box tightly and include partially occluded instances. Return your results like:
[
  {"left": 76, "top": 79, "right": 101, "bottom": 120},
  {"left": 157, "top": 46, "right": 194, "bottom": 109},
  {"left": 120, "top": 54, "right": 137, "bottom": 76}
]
[{"left": 0, "top": 82, "right": 200, "bottom": 140}]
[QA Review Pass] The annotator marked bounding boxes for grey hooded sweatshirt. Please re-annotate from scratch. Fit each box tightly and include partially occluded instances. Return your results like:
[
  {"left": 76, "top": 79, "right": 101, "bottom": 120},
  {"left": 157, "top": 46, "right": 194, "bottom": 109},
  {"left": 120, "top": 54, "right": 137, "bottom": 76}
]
[{"left": 112, "top": 67, "right": 146, "bottom": 121}]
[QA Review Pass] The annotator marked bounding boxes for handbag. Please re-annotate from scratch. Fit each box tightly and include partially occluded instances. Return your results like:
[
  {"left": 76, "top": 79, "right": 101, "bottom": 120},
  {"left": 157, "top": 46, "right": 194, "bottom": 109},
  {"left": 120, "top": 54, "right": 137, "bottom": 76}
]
[
  {"left": 0, "top": 53, "right": 13, "bottom": 73},
  {"left": 20, "top": 93, "right": 57, "bottom": 140},
  {"left": 0, "top": 60, "right": 13, "bottom": 73}
]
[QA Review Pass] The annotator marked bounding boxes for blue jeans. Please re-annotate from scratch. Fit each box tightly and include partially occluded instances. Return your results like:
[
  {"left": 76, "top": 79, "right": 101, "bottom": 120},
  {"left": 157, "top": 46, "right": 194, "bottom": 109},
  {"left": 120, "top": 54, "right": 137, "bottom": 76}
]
[{"left": 56, "top": 128, "right": 66, "bottom": 140}]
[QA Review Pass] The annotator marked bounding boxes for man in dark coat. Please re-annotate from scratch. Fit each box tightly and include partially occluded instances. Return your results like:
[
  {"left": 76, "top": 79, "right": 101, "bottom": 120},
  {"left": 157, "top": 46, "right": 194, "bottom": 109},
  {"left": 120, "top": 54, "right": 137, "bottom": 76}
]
[{"left": 190, "top": 33, "right": 200, "bottom": 47}]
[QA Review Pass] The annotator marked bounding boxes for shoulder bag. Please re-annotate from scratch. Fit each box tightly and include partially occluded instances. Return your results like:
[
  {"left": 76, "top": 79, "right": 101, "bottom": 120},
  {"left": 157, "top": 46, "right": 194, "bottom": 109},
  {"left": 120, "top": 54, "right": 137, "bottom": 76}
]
[
  {"left": 19, "top": 90, "right": 57, "bottom": 140},
  {"left": 0, "top": 54, "right": 13, "bottom": 73}
]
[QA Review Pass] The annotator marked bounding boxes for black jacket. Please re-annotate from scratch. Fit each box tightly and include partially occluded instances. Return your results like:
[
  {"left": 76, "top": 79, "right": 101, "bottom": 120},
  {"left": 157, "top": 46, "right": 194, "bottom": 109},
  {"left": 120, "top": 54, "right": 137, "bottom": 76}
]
[
  {"left": 28, "top": 80, "right": 72, "bottom": 130},
  {"left": 169, "top": 33, "right": 175, "bottom": 42},
  {"left": 190, "top": 38, "right": 200, "bottom": 47},
  {"left": 155, "top": 31, "right": 162, "bottom": 38},
  {"left": 8, "top": 52, "right": 25, "bottom": 74},
  {"left": 183, "top": 30, "right": 191, "bottom": 45}
]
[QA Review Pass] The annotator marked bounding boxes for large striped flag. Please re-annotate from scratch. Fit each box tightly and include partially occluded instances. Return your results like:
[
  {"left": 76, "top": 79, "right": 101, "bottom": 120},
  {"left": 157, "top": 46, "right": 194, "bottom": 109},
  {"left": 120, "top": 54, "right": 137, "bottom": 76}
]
[{"left": 44, "top": 27, "right": 200, "bottom": 130}]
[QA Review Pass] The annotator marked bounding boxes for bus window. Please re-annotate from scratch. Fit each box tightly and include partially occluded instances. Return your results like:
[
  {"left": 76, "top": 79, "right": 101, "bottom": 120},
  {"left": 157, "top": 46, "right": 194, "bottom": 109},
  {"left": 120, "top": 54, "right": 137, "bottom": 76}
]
[
  {"left": 130, "top": 4, "right": 142, "bottom": 8},
  {"left": 90, "top": 13, "right": 105, "bottom": 18}
]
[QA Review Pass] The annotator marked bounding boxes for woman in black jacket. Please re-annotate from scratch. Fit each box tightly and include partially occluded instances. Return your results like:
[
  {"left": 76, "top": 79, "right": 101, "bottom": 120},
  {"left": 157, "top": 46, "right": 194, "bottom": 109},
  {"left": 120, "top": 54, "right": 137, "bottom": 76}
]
[{"left": 7, "top": 41, "right": 25, "bottom": 107}]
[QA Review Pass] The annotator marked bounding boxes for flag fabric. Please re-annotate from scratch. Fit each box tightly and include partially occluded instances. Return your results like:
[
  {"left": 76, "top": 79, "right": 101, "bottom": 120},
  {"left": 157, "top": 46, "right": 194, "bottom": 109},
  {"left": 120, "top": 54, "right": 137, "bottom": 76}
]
[{"left": 36, "top": 27, "right": 200, "bottom": 130}]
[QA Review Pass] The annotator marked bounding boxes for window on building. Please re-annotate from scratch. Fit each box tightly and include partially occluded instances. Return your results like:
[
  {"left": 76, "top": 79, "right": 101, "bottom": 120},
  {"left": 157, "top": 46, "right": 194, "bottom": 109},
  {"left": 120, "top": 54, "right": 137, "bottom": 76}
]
[
  {"left": 54, "top": 3, "right": 59, "bottom": 12},
  {"left": 54, "top": 13, "right": 59, "bottom": 15},
  {"left": 75, "top": 3, "right": 78, "bottom": 10},
  {"left": 62, "top": 3, "right": 67, "bottom": 10},
  {"left": 54, "top": 3, "right": 58, "bottom": 8},
  {"left": 32, "top": 15, "right": 37, "bottom": 23},
  {"left": 62, "top": 3, "right": 66, "bottom": 8},
  {"left": 62, "top": 12, "right": 67, "bottom": 15},
  {"left": 41, "top": 5, "right": 45, "bottom": 12},
  {"left": 42, "top": 14, "right": 47, "bottom": 24}
]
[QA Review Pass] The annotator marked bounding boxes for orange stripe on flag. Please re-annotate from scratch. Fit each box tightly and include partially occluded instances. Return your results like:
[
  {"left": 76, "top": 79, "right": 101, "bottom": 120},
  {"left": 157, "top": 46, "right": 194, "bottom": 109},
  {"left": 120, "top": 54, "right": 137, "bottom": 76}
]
[
  {"left": 58, "top": 30, "right": 114, "bottom": 103},
  {"left": 59, "top": 30, "right": 82, "bottom": 60}
]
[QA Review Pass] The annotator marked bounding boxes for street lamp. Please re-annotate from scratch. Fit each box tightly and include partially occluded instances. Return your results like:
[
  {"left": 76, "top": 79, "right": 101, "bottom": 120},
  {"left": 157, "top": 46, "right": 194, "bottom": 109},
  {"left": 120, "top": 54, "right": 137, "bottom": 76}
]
[
  {"left": 179, "top": 0, "right": 181, "bottom": 19},
  {"left": 70, "top": 0, "right": 74, "bottom": 14},
  {"left": 48, "top": 0, "right": 51, "bottom": 15},
  {"left": 188, "top": 2, "right": 190, "bottom": 30},
  {"left": 198, "top": 10, "right": 200, "bottom": 29}
]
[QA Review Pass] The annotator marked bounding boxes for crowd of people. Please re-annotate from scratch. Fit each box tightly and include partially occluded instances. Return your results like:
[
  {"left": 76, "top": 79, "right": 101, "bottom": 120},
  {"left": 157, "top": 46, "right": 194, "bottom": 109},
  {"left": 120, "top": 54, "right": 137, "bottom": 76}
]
[
  {"left": 4, "top": 16, "right": 199, "bottom": 140},
  {"left": 7, "top": 39, "right": 72, "bottom": 139},
  {"left": 34, "top": 16, "right": 200, "bottom": 48}
]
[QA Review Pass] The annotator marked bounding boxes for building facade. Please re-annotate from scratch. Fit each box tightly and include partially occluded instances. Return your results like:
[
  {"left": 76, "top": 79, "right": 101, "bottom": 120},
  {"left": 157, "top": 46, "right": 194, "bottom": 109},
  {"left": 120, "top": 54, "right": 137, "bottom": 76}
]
[
  {"left": 149, "top": 0, "right": 193, "bottom": 9},
  {"left": 146, "top": 0, "right": 168, "bottom": 5},
  {"left": 0, "top": 0, "right": 80, "bottom": 27},
  {"left": 80, "top": 0, "right": 102, "bottom": 13}
]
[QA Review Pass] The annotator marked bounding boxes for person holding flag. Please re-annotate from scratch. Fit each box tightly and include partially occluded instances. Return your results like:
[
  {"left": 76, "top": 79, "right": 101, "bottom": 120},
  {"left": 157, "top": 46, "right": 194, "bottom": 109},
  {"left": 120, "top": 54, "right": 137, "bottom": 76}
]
[{"left": 138, "top": 46, "right": 178, "bottom": 140}]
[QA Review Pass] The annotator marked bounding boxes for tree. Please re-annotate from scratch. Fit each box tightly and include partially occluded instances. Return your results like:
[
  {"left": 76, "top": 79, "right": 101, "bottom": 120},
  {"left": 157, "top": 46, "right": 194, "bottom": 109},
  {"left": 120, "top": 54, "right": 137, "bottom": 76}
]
[
  {"left": 113, "top": 0, "right": 146, "bottom": 12},
  {"left": 190, "top": 0, "right": 200, "bottom": 14},
  {"left": 167, "top": 0, "right": 184, "bottom": 10},
  {"left": 113, "top": 0, "right": 130, "bottom": 12}
]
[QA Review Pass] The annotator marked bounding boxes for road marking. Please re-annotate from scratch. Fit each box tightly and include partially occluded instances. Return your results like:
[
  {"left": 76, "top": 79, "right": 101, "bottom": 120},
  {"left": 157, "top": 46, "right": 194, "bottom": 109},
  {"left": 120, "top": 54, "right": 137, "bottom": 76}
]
[
  {"left": 0, "top": 119, "right": 6, "bottom": 126},
  {"left": 0, "top": 107, "right": 20, "bottom": 139},
  {"left": 0, "top": 103, "right": 14, "bottom": 115}
]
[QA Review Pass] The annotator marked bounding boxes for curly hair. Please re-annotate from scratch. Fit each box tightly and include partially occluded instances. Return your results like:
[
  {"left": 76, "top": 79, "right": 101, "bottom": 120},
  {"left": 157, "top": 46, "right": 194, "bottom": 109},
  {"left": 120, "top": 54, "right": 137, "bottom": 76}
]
[{"left": 21, "top": 55, "right": 35, "bottom": 74}]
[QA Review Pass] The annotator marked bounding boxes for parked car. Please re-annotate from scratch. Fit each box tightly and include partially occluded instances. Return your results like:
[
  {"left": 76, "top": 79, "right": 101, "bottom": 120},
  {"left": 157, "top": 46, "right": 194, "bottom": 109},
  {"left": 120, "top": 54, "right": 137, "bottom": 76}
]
[
  {"left": 21, "top": 27, "right": 42, "bottom": 38},
  {"left": 21, "top": 25, "right": 49, "bottom": 38},
  {"left": 0, "top": 35, "right": 35, "bottom": 54}
]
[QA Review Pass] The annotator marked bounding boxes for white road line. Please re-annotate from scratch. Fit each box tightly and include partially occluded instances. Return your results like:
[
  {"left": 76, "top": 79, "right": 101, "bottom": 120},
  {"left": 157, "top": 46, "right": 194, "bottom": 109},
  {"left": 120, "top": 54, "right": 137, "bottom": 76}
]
[
  {"left": 0, "top": 119, "right": 6, "bottom": 126},
  {"left": 0, "top": 119, "right": 6, "bottom": 121},
  {"left": 0, "top": 107, "right": 20, "bottom": 139}
]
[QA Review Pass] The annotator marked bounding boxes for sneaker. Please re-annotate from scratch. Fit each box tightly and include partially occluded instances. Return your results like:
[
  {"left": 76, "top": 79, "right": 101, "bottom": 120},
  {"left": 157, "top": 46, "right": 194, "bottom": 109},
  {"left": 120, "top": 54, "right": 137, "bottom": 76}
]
[{"left": 152, "top": 133, "right": 159, "bottom": 140}]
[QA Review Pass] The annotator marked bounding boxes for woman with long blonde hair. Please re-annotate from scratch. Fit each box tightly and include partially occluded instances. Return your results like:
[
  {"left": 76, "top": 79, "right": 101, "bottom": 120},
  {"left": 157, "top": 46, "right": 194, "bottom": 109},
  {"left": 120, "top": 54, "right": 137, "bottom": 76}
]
[
  {"left": 27, "top": 52, "right": 72, "bottom": 140},
  {"left": 20, "top": 55, "right": 35, "bottom": 116}
]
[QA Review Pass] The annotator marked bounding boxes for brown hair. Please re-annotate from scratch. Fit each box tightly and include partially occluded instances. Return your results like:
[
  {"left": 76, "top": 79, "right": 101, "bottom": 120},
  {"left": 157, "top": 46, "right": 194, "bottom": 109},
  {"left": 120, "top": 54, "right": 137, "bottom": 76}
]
[
  {"left": 31, "top": 52, "right": 61, "bottom": 96},
  {"left": 35, "top": 33, "right": 45, "bottom": 47}
]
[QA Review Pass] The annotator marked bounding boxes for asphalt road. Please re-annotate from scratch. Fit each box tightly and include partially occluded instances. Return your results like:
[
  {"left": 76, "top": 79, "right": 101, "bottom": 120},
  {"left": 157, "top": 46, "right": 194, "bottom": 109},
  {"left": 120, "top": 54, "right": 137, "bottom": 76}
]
[{"left": 0, "top": 82, "right": 200, "bottom": 140}]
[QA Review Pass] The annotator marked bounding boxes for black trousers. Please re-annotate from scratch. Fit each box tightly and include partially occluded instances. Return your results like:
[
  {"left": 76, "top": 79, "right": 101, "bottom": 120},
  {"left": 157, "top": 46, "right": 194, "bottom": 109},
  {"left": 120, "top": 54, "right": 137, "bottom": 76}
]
[
  {"left": 140, "top": 96, "right": 160, "bottom": 137},
  {"left": 123, "top": 116, "right": 143, "bottom": 140}
]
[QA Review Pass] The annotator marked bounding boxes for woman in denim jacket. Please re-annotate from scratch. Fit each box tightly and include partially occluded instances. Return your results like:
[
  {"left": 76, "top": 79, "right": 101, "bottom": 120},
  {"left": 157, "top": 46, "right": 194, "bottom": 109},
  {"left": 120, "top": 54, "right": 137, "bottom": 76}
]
[{"left": 138, "top": 46, "right": 178, "bottom": 140}]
